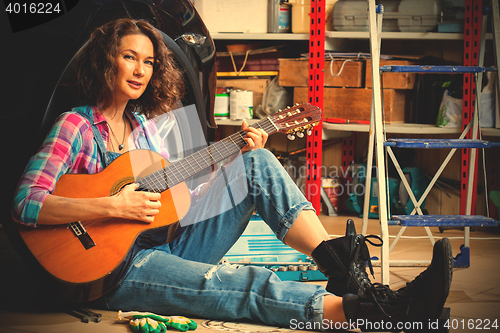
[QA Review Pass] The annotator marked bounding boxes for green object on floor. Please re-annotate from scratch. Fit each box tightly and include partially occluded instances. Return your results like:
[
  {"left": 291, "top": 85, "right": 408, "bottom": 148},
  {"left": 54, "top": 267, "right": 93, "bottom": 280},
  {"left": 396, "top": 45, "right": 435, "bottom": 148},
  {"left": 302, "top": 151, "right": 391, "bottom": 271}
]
[
  {"left": 129, "top": 317, "right": 167, "bottom": 333},
  {"left": 118, "top": 311, "right": 197, "bottom": 332}
]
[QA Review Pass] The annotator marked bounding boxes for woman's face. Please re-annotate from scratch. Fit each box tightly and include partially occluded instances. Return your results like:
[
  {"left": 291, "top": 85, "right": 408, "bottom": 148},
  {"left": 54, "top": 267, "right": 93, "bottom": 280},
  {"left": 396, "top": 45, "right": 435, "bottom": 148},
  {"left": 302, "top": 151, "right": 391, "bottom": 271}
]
[{"left": 114, "top": 34, "right": 155, "bottom": 103}]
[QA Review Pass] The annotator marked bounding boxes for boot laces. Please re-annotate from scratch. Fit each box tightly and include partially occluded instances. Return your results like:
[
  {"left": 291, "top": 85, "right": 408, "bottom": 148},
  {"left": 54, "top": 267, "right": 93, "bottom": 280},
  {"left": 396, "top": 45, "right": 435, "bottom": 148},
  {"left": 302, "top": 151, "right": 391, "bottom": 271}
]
[
  {"left": 349, "top": 234, "right": 406, "bottom": 319},
  {"left": 349, "top": 234, "right": 383, "bottom": 285}
]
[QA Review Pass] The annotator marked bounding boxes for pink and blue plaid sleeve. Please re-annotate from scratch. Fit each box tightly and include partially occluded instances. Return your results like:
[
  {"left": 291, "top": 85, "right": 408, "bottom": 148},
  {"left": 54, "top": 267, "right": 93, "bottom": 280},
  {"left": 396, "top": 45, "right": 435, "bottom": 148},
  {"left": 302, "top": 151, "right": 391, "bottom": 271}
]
[{"left": 12, "top": 112, "right": 94, "bottom": 227}]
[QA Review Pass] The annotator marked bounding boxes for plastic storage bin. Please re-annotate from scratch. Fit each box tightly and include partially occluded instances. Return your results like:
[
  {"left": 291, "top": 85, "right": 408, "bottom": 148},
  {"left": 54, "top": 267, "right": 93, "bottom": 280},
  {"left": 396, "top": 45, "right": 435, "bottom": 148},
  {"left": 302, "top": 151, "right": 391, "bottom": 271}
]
[
  {"left": 332, "top": 0, "right": 400, "bottom": 32},
  {"left": 398, "top": 0, "right": 442, "bottom": 32},
  {"left": 332, "top": 0, "right": 441, "bottom": 32}
]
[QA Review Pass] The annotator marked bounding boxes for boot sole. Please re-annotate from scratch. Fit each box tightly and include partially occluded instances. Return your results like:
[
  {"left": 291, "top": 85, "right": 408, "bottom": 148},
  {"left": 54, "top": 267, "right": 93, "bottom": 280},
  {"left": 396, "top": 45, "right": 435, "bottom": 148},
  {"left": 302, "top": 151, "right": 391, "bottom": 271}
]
[
  {"left": 405, "top": 238, "right": 453, "bottom": 333},
  {"left": 433, "top": 237, "right": 453, "bottom": 319}
]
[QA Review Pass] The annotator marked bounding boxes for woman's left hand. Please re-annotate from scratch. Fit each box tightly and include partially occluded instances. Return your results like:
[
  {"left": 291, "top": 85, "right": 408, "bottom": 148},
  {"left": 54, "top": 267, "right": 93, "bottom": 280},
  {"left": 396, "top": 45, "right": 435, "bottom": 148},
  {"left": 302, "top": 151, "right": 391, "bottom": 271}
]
[{"left": 241, "top": 120, "right": 268, "bottom": 153}]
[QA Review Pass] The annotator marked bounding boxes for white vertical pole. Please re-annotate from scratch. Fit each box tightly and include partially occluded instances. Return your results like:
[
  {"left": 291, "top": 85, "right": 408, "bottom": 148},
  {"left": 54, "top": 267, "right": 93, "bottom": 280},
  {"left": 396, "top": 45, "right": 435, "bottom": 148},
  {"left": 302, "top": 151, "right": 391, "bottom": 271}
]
[
  {"left": 367, "top": 0, "right": 390, "bottom": 285},
  {"left": 362, "top": 6, "right": 383, "bottom": 235}
]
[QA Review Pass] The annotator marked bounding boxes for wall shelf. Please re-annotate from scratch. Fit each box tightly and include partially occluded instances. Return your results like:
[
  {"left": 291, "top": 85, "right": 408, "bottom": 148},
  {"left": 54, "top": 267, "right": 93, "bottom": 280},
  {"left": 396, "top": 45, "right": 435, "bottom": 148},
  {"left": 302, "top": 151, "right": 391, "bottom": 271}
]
[
  {"left": 325, "top": 31, "right": 465, "bottom": 40},
  {"left": 217, "top": 119, "right": 500, "bottom": 136},
  {"left": 210, "top": 32, "right": 497, "bottom": 41},
  {"left": 482, "top": 128, "right": 500, "bottom": 137},
  {"left": 216, "top": 71, "right": 278, "bottom": 77},
  {"left": 211, "top": 33, "right": 309, "bottom": 40},
  {"left": 323, "top": 122, "right": 500, "bottom": 136}
]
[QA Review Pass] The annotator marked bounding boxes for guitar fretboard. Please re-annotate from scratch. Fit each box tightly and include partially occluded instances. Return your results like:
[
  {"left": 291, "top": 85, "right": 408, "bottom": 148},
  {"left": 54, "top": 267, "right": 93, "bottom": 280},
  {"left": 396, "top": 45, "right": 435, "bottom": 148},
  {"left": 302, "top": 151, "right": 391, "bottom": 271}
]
[{"left": 136, "top": 117, "right": 278, "bottom": 192}]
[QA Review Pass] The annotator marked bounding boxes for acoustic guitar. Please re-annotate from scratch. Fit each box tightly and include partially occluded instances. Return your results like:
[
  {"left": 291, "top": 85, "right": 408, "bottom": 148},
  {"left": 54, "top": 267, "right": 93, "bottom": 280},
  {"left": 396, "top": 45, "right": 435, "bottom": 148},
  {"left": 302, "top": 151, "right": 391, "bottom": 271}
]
[{"left": 17, "top": 103, "right": 321, "bottom": 302}]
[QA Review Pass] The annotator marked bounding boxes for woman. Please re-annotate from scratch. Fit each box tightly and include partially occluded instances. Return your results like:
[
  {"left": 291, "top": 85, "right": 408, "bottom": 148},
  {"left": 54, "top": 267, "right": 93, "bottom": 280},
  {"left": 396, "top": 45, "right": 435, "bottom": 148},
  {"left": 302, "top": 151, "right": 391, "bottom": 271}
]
[{"left": 12, "top": 18, "right": 453, "bottom": 330}]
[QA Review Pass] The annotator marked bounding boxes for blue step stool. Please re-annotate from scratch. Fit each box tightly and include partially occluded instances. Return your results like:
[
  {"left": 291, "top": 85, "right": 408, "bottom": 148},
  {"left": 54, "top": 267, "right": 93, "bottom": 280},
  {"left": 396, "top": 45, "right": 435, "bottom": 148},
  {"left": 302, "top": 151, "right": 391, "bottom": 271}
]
[
  {"left": 384, "top": 139, "right": 497, "bottom": 149},
  {"left": 391, "top": 215, "right": 498, "bottom": 267},
  {"left": 391, "top": 215, "right": 498, "bottom": 228}
]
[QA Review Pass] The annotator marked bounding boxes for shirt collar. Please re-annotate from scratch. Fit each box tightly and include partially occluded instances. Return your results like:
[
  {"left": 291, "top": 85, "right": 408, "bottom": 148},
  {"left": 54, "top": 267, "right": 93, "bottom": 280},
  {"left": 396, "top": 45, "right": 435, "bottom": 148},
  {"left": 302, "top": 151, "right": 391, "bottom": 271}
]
[
  {"left": 89, "top": 106, "right": 143, "bottom": 130},
  {"left": 90, "top": 106, "right": 107, "bottom": 126}
]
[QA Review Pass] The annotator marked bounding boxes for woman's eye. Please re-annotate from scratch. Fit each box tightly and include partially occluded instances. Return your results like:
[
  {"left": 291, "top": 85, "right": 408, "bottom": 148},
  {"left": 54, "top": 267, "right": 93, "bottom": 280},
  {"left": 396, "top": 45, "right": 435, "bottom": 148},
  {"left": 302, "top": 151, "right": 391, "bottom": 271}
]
[
  {"left": 145, "top": 60, "right": 154, "bottom": 66},
  {"left": 124, "top": 54, "right": 135, "bottom": 60}
]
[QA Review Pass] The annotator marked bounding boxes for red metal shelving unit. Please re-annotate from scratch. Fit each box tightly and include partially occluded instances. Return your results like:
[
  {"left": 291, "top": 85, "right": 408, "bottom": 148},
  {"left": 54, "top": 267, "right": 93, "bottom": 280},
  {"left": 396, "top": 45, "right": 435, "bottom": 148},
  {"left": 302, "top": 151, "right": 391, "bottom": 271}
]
[
  {"left": 461, "top": 0, "right": 482, "bottom": 215},
  {"left": 306, "top": 0, "right": 325, "bottom": 212}
]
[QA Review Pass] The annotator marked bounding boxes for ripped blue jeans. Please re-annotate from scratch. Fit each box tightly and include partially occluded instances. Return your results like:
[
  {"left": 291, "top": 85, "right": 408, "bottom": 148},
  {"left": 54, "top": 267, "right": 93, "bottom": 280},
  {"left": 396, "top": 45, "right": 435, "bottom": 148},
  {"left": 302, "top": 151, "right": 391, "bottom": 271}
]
[{"left": 101, "top": 149, "right": 330, "bottom": 327}]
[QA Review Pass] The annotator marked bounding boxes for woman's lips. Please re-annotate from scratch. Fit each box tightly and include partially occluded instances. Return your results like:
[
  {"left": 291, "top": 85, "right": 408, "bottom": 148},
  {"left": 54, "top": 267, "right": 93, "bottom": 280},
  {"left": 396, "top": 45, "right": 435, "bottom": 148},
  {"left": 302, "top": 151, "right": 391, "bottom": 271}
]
[{"left": 128, "top": 80, "right": 142, "bottom": 89}]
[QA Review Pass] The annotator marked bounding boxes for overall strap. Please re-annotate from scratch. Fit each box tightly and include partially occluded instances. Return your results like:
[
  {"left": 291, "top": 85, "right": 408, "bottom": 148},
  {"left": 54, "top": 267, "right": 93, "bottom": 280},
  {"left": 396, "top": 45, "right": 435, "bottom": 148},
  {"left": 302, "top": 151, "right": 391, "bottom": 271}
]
[{"left": 74, "top": 109, "right": 112, "bottom": 168}]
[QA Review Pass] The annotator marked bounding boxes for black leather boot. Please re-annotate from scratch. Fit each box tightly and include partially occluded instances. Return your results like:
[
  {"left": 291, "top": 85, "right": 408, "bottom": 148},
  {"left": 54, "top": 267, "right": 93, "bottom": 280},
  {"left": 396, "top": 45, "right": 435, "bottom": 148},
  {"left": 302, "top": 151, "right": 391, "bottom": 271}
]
[
  {"left": 393, "top": 237, "right": 454, "bottom": 323},
  {"left": 311, "top": 219, "right": 382, "bottom": 296},
  {"left": 342, "top": 238, "right": 453, "bottom": 332}
]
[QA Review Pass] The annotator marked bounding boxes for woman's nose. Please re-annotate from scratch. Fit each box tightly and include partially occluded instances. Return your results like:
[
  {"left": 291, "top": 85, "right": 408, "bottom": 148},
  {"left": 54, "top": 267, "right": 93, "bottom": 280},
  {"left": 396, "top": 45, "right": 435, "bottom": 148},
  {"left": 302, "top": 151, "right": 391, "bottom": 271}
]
[{"left": 134, "top": 63, "right": 145, "bottom": 77}]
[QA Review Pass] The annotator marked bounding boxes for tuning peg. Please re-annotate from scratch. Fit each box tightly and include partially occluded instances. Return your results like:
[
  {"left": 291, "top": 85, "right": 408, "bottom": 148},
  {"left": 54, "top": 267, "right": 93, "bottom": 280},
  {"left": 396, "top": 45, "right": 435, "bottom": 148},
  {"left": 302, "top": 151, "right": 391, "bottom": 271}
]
[
  {"left": 307, "top": 129, "right": 312, "bottom": 136},
  {"left": 296, "top": 131, "right": 304, "bottom": 138},
  {"left": 287, "top": 134, "right": 296, "bottom": 140}
]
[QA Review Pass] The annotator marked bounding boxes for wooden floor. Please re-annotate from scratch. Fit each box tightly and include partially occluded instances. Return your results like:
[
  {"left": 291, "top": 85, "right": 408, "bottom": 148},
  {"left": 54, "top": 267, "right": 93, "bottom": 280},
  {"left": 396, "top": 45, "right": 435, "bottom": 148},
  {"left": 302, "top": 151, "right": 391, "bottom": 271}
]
[{"left": 1, "top": 215, "right": 499, "bottom": 333}]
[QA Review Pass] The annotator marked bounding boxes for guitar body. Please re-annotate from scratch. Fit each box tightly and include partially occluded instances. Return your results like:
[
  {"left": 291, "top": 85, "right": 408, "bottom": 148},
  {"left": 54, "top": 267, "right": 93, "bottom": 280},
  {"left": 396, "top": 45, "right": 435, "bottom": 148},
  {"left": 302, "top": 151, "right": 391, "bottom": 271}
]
[{"left": 17, "top": 149, "right": 191, "bottom": 302}]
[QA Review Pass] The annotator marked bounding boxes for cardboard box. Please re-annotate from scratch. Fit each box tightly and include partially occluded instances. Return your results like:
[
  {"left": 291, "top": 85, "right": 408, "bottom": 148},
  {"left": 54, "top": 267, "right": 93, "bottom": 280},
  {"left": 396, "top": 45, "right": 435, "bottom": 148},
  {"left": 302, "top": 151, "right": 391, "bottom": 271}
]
[
  {"left": 293, "top": 87, "right": 407, "bottom": 123},
  {"left": 193, "top": 0, "right": 268, "bottom": 33},
  {"left": 217, "top": 78, "right": 271, "bottom": 111},
  {"left": 279, "top": 58, "right": 364, "bottom": 88},
  {"left": 217, "top": 51, "right": 283, "bottom": 73},
  {"left": 366, "top": 60, "right": 418, "bottom": 89}
]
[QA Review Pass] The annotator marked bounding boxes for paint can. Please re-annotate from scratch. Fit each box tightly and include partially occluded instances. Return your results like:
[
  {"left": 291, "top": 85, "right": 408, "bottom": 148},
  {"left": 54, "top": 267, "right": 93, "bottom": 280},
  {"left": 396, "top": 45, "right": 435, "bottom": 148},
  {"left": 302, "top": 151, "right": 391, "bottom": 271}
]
[
  {"left": 214, "top": 87, "right": 231, "bottom": 119},
  {"left": 230, "top": 90, "right": 253, "bottom": 120}
]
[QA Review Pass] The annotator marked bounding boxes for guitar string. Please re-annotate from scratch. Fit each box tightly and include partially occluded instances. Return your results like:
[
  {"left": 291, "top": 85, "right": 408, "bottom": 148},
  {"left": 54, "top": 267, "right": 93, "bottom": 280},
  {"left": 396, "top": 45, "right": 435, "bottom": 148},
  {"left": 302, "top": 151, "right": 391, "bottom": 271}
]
[
  {"left": 130, "top": 120, "right": 280, "bottom": 193},
  {"left": 153, "top": 119, "right": 277, "bottom": 188},
  {"left": 136, "top": 107, "right": 320, "bottom": 193},
  {"left": 138, "top": 120, "right": 265, "bottom": 191},
  {"left": 137, "top": 118, "right": 277, "bottom": 192},
  {"left": 138, "top": 134, "right": 243, "bottom": 192},
  {"left": 144, "top": 118, "right": 280, "bottom": 190},
  {"left": 160, "top": 123, "right": 271, "bottom": 187},
  {"left": 105, "top": 107, "right": 314, "bottom": 196}
]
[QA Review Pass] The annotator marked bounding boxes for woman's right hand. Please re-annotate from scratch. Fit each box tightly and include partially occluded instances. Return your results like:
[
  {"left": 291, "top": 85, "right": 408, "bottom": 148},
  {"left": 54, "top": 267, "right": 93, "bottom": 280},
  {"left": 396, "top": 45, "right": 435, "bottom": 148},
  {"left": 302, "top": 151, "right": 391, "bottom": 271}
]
[
  {"left": 112, "top": 183, "right": 162, "bottom": 223},
  {"left": 37, "top": 183, "right": 161, "bottom": 226}
]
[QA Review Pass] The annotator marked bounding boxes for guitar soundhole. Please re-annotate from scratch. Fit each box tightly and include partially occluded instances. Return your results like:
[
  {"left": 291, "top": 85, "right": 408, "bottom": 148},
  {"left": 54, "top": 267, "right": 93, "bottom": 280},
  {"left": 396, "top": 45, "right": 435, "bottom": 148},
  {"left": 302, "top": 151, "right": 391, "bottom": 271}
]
[{"left": 110, "top": 176, "right": 136, "bottom": 196}]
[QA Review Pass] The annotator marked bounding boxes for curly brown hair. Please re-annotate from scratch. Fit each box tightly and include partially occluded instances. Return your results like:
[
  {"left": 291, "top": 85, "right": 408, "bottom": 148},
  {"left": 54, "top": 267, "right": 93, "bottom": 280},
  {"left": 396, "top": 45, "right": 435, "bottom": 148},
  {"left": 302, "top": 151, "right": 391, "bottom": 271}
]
[{"left": 70, "top": 18, "right": 185, "bottom": 119}]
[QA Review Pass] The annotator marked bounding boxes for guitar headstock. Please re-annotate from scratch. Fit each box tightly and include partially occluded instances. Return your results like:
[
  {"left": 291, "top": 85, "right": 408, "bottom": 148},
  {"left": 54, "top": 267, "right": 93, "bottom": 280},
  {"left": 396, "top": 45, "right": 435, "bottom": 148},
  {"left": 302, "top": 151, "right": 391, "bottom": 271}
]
[{"left": 269, "top": 103, "right": 322, "bottom": 139}]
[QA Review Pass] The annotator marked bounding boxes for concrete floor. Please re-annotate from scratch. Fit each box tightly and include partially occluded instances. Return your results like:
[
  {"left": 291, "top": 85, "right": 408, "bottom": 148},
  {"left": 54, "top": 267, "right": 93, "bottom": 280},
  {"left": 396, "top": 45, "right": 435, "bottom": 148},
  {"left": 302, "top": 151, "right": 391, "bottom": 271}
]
[{"left": 1, "top": 215, "right": 499, "bottom": 333}]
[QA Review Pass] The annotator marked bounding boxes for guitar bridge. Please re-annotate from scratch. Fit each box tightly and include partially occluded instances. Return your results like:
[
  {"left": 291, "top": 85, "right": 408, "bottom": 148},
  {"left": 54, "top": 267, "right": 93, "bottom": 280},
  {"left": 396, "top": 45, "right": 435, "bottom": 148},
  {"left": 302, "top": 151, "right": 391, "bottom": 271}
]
[{"left": 69, "top": 222, "right": 96, "bottom": 250}]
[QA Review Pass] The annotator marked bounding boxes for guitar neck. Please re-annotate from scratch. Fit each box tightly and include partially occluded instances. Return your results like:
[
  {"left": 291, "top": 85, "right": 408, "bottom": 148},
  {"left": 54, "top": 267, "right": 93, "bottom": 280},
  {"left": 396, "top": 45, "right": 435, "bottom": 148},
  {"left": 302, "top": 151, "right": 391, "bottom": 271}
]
[{"left": 137, "top": 117, "right": 278, "bottom": 192}]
